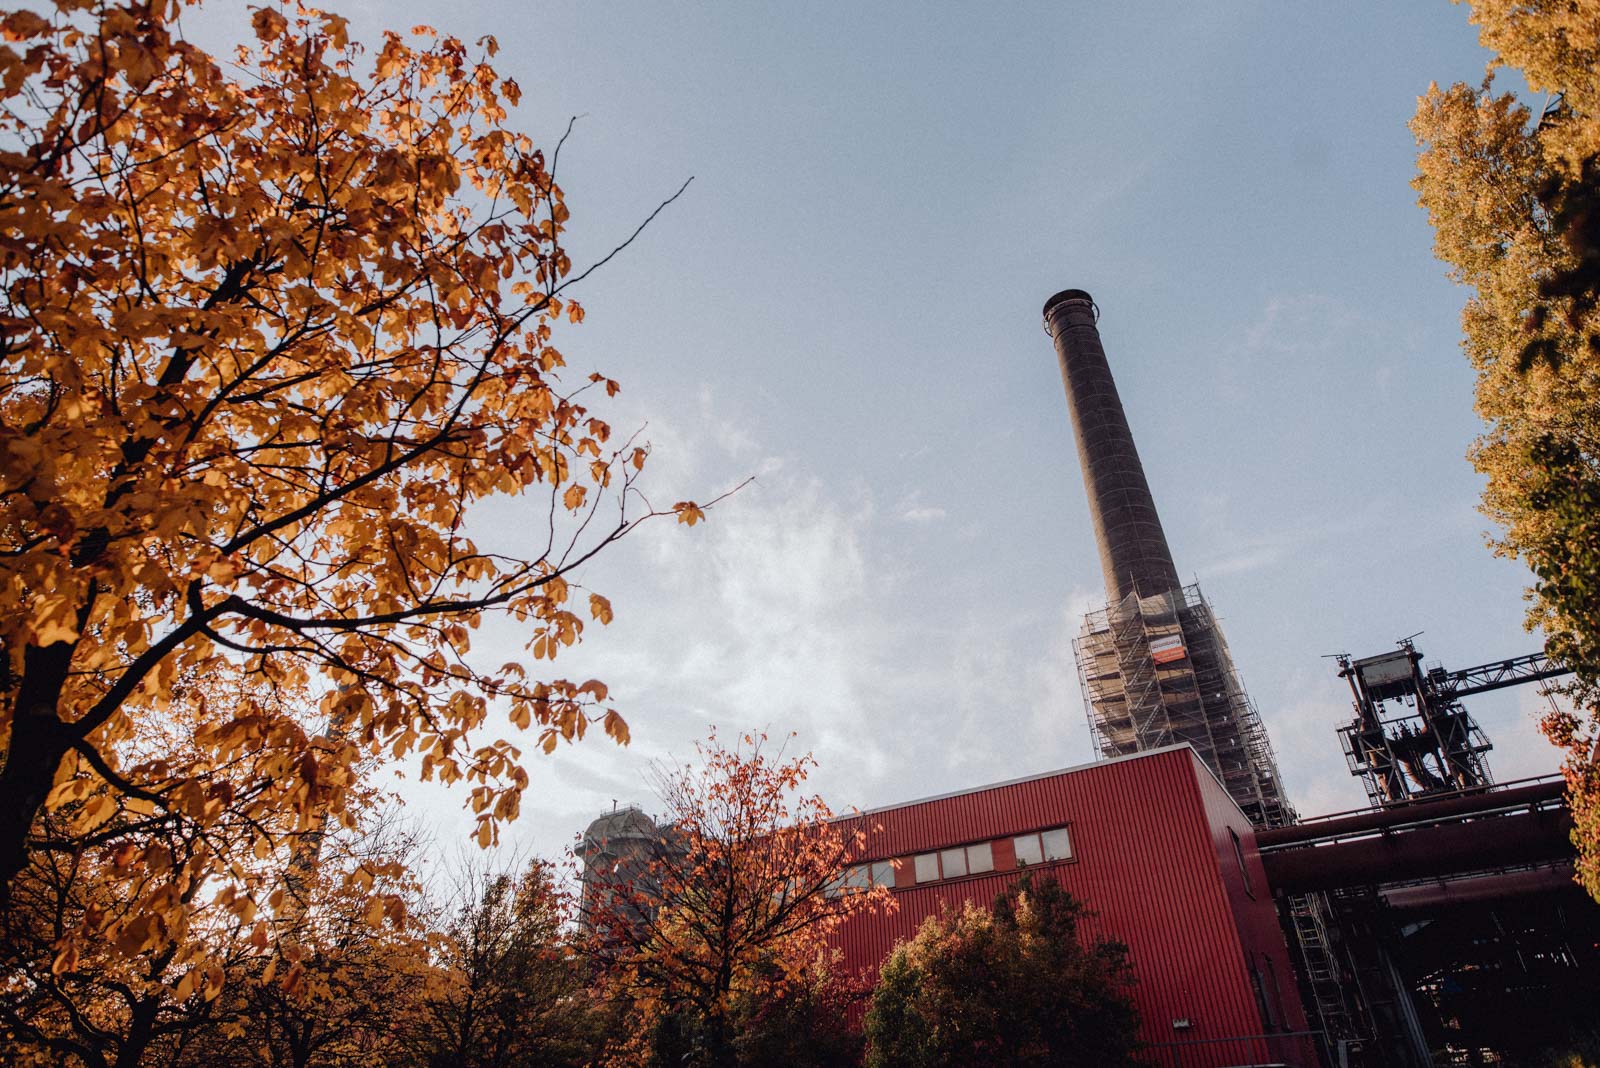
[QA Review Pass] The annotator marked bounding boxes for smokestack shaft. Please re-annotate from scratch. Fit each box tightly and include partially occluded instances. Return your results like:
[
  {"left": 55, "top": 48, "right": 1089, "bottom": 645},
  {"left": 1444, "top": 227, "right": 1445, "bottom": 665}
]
[{"left": 1043, "top": 289, "right": 1181, "bottom": 602}]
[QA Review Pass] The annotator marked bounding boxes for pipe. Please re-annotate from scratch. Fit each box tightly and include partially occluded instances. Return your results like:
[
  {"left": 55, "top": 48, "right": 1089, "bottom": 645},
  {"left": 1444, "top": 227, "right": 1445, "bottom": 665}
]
[
  {"left": 1379, "top": 864, "right": 1577, "bottom": 909},
  {"left": 1260, "top": 805, "right": 1573, "bottom": 894},
  {"left": 1255, "top": 779, "right": 1565, "bottom": 850}
]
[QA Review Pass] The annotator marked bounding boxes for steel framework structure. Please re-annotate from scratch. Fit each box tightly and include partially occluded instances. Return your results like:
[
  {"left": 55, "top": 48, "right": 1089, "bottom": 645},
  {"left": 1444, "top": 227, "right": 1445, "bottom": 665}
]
[{"left": 1336, "top": 642, "right": 1497, "bottom": 808}]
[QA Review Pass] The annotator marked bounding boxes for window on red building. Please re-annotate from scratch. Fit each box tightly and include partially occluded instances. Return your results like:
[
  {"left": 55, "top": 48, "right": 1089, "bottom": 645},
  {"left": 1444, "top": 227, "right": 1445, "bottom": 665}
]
[
  {"left": 1230, "top": 827, "right": 1254, "bottom": 897},
  {"left": 939, "top": 847, "right": 967, "bottom": 878},
  {"left": 827, "top": 860, "right": 898, "bottom": 897},
  {"left": 1014, "top": 826, "right": 1073, "bottom": 866},
  {"left": 914, "top": 842, "right": 1001, "bottom": 883}
]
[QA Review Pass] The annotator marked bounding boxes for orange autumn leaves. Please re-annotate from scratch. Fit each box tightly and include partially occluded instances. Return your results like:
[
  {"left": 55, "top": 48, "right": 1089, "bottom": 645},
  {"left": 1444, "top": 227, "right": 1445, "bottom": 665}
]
[{"left": 0, "top": 0, "right": 705, "bottom": 963}]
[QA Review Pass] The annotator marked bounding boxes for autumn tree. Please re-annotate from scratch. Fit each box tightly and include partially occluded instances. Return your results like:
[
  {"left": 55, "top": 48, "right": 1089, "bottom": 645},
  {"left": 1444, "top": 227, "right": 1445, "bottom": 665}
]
[
  {"left": 0, "top": 671, "right": 315, "bottom": 1067},
  {"left": 185, "top": 811, "right": 433, "bottom": 1068},
  {"left": 585, "top": 731, "right": 891, "bottom": 1068},
  {"left": 399, "top": 855, "right": 613, "bottom": 1068},
  {"left": 863, "top": 875, "right": 1139, "bottom": 1068},
  {"left": 0, "top": 0, "right": 704, "bottom": 904},
  {"left": 1411, "top": 0, "right": 1600, "bottom": 899},
  {"left": 0, "top": 676, "right": 430, "bottom": 1068},
  {"left": 0, "top": 816, "right": 253, "bottom": 1068}
]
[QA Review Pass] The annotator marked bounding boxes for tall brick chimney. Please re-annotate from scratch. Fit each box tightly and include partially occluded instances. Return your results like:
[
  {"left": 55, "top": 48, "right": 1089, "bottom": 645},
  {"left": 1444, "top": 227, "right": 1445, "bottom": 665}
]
[{"left": 1042, "top": 289, "right": 1181, "bottom": 602}]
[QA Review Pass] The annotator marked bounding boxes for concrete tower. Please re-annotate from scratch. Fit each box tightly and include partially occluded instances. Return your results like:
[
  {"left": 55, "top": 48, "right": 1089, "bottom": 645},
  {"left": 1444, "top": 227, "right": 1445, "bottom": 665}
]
[
  {"left": 575, "top": 805, "right": 662, "bottom": 928},
  {"left": 1044, "top": 290, "right": 1291, "bottom": 828}
]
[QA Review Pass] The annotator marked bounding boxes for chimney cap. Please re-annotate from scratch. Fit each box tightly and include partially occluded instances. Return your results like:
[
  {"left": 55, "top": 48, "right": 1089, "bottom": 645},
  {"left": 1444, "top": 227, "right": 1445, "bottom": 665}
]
[{"left": 1043, "top": 289, "right": 1095, "bottom": 318}]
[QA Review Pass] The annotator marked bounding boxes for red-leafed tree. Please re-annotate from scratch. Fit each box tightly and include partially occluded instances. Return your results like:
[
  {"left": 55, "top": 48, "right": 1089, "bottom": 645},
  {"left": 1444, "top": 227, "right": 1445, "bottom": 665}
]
[{"left": 586, "top": 731, "right": 891, "bottom": 1068}]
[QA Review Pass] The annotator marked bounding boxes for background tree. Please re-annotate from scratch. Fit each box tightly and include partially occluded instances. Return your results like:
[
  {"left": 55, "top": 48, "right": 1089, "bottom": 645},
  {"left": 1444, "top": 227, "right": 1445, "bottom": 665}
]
[
  {"left": 0, "top": 671, "right": 315, "bottom": 1067},
  {"left": 722, "top": 962, "right": 865, "bottom": 1068},
  {"left": 401, "top": 855, "right": 613, "bottom": 1068},
  {"left": 0, "top": 815, "right": 252, "bottom": 1068},
  {"left": 1410, "top": 0, "right": 1600, "bottom": 899},
  {"left": 0, "top": 0, "right": 701, "bottom": 899},
  {"left": 188, "top": 811, "right": 432, "bottom": 1068},
  {"left": 863, "top": 875, "right": 1139, "bottom": 1068},
  {"left": 0, "top": 691, "right": 425, "bottom": 1068},
  {"left": 586, "top": 731, "right": 891, "bottom": 1068}
]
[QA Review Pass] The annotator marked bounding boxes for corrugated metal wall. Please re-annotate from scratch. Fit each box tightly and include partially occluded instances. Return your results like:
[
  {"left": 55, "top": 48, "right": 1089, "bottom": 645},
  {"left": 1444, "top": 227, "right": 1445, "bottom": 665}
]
[
  {"left": 832, "top": 746, "right": 1315, "bottom": 1066},
  {"left": 1189, "top": 750, "right": 1319, "bottom": 1065}
]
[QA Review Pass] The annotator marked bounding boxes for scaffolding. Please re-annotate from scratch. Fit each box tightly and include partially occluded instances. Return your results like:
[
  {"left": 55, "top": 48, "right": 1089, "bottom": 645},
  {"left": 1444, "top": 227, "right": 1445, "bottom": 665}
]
[
  {"left": 1074, "top": 582, "right": 1292, "bottom": 829},
  {"left": 1076, "top": 585, "right": 1355, "bottom": 1045}
]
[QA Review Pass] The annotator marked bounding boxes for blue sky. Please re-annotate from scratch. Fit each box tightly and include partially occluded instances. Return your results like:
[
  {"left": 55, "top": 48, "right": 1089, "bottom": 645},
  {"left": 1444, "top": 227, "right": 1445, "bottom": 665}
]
[{"left": 190, "top": 2, "right": 1566, "bottom": 859}]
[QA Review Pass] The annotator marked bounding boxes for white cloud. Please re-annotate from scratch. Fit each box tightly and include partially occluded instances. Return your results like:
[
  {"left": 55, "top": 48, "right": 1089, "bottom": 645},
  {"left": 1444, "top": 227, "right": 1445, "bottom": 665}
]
[
  {"left": 1487, "top": 687, "right": 1568, "bottom": 783},
  {"left": 894, "top": 489, "right": 946, "bottom": 524},
  {"left": 431, "top": 383, "right": 1118, "bottom": 859}
]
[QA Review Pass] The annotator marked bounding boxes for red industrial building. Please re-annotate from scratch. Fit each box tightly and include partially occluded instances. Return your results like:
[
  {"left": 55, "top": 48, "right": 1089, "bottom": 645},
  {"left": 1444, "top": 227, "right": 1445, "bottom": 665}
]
[
  {"left": 579, "top": 287, "right": 1597, "bottom": 1066},
  {"left": 829, "top": 744, "right": 1319, "bottom": 1067}
]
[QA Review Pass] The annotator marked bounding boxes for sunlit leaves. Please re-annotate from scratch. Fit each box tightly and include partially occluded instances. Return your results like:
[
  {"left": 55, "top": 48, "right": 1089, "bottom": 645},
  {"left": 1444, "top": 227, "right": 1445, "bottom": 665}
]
[
  {"left": 1413, "top": 0, "right": 1600, "bottom": 901},
  {"left": 0, "top": 0, "right": 716, "bottom": 925}
]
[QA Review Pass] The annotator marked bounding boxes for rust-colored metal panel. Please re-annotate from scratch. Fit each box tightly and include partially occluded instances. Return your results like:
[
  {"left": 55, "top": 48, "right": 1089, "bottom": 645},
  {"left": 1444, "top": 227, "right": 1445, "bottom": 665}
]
[{"left": 833, "top": 747, "right": 1315, "bottom": 1066}]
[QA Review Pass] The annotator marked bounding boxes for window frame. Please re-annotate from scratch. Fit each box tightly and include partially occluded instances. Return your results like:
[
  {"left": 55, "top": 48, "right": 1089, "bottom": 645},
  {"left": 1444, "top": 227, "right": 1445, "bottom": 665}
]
[
  {"left": 1230, "top": 827, "right": 1255, "bottom": 898},
  {"left": 827, "top": 859, "right": 898, "bottom": 897},
  {"left": 938, "top": 846, "right": 968, "bottom": 879},
  {"left": 912, "top": 839, "right": 1016, "bottom": 884},
  {"left": 1012, "top": 824, "right": 1074, "bottom": 867}
]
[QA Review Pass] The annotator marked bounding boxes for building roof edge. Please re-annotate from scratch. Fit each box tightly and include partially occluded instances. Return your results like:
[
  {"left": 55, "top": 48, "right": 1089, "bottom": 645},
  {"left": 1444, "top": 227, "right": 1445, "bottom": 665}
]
[{"left": 840, "top": 743, "right": 1212, "bottom": 821}]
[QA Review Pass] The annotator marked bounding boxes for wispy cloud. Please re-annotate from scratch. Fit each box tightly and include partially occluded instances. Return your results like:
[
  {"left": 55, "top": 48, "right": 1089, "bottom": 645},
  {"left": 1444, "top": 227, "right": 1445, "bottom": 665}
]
[
  {"left": 1196, "top": 541, "right": 1292, "bottom": 578},
  {"left": 895, "top": 490, "right": 946, "bottom": 525},
  {"left": 455, "top": 388, "right": 1111, "bottom": 857}
]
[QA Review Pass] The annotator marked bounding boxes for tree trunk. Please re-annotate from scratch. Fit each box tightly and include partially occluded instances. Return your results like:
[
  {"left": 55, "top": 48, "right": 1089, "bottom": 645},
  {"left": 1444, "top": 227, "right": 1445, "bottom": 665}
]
[
  {"left": 0, "top": 640, "right": 77, "bottom": 895},
  {"left": 111, "top": 999, "right": 159, "bottom": 1068}
]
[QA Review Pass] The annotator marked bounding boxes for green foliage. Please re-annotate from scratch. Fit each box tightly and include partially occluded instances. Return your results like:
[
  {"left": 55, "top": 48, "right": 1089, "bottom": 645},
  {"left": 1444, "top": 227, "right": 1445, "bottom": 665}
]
[
  {"left": 863, "top": 875, "right": 1139, "bottom": 1068},
  {"left": 729, "top": 964, "right": 866, "bottom": 1068},
  {"left": 638, "top": 974, "right": 864, "bottom": 1068}
]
